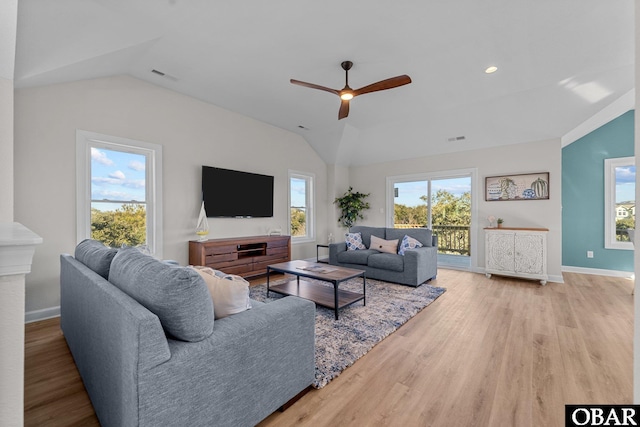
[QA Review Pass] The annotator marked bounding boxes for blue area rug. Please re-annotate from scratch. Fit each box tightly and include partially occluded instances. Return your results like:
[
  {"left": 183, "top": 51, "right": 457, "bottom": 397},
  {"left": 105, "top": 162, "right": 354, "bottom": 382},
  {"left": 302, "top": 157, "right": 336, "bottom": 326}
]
[{"left": 250, "top": 277, "right": 446, "bottom": 389}]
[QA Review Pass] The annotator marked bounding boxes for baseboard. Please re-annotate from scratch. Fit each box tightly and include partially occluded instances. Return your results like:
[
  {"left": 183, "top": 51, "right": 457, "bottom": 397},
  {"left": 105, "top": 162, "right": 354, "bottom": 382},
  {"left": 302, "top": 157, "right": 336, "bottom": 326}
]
[
  {"left": 25, "top": 306, "right": 60, "bottom": 323},
  {"left": 547, "top": 274, "right": 565, "bottom": 284},
  {"left": 439, "top": 264, "right": 471, "bottom": 272},
  {"left": 562, "top": 265, "right": 634, "bottom": 279}
]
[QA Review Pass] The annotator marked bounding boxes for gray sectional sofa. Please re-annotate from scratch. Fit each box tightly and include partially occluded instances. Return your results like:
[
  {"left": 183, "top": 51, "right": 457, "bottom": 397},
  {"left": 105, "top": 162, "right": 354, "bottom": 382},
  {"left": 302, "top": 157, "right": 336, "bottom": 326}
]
[
  {"left": 329, "top": 226, "right": 438, "bottom": 286},
  {"left": 60, "top": 240, "right": 315, "bottom": 427}
]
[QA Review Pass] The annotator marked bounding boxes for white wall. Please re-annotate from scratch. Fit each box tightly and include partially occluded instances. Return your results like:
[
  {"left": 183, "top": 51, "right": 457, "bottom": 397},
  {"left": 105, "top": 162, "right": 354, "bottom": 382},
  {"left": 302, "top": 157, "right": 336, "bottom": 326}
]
[
  {"left": 348, "top": 138, "right": 563, "bottom": 280},
  {"left": 14, "top": 75, "right": 328, "bottom": 313},
  {"left": 0, "top": 78, "right": 12, "bottom": 223},
  {"left": 0, "top": 0, "right": 16, "bottom": 221},
  {"left": 326, "top": 163, "right": 350, "bottom": 241}
]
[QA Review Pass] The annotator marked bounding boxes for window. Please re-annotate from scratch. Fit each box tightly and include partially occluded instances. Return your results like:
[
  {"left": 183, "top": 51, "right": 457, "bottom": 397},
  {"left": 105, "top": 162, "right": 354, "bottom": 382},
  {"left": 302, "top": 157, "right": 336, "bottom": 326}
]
[
  {"left": 76, "top": 130, "right": 163, "bottom": 256},
  {"left": 289, "top": 171, "right": 314, "bottom": 243},
  {"left": 604, "top": 156, "right": 635, "bottom": 250}
]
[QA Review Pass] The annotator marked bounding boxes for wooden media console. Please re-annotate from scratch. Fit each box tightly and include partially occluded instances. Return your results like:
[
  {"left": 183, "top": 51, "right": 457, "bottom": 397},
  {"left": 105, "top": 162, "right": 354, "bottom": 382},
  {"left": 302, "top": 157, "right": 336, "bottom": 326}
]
[{"left": 189, "top": 235, "right": 291, "bottom": 278}]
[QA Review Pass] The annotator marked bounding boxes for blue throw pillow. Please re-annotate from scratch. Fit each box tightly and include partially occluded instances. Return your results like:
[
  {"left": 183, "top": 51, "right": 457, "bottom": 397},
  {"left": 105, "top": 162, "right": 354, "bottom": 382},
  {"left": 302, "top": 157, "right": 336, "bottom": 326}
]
[
  {"left": 345, "top": 232, "right": 366, "bottom": 251},
  {"left": 398, "top": 235, "right": 423, "bottom": 255}
]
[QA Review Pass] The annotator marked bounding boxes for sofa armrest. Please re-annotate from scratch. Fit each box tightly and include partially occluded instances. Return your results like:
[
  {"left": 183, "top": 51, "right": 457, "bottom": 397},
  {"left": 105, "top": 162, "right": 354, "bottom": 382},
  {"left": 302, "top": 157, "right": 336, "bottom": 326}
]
[
  {"left": 404, "top": 246, "right": 438, "bottom": 281},
  {"left": 329, "top": 242, "right": 347, "bottom": 264},
  {"left": 60, "top": 254, "right": 171, "bottom": 427}
]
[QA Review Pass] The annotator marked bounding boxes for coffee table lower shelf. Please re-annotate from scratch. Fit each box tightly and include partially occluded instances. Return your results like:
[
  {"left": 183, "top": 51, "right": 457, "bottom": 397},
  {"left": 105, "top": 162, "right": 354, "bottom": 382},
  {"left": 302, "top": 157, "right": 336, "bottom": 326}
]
[{"left": 269, "top": 280, "right": 365, "bottom": 317}]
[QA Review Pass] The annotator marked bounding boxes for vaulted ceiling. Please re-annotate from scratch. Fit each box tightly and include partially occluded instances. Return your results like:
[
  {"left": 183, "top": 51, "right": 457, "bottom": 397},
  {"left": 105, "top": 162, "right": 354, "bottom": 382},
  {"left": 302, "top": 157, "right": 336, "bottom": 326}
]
[{"left": 14, "top": 0, "right": 634, "bottom": 166}]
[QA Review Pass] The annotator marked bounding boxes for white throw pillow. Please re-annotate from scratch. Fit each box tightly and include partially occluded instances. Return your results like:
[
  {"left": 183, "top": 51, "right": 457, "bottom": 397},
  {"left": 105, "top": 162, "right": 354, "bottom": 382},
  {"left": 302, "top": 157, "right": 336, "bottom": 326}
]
[
  {"left": 193, "top": 268, "right": 252, "bottom": 319},
  {"left": 369, "top": 235, "right": 399, "bottom": 254}
]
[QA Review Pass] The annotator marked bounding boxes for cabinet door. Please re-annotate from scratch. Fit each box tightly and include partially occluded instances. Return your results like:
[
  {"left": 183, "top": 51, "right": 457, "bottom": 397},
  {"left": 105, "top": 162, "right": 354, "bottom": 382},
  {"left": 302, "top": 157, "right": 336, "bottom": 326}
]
[
  {"left": 486, "top": 232, "right": 515, "bottom": 272},
  {"left": 514, "top": 233, "right": 544, "bottom": 274}
]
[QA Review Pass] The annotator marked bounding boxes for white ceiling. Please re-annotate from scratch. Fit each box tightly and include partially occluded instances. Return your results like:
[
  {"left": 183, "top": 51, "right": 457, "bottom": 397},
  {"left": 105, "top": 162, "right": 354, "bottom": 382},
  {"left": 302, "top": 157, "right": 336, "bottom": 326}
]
[{"left": 14, "top": 0, "right": 635, "bottom": 166}]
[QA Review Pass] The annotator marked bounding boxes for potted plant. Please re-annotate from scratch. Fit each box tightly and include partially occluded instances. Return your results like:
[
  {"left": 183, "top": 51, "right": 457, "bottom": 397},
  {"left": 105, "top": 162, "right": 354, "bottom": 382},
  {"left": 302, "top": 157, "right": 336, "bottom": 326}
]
[
  {"left": 497, "top": 218, "right": 504, "bottom": 228},
  {"left": 334, "top": 187, "right": 371, "bottom": 228}
]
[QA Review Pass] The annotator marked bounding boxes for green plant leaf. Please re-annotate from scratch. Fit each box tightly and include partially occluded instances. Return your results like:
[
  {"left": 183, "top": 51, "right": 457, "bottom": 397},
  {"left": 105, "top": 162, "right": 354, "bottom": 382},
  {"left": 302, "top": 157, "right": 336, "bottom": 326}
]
[{"left": 334, "top": 187, "right": 371, "bottom": 228}]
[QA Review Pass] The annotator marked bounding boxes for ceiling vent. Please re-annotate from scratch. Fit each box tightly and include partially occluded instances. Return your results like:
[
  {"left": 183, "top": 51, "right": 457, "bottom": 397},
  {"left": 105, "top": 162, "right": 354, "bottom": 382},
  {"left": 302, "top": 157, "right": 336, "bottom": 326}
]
[
  {"left": 151, "top": 69, "right": 178, "bottom": 82},
  {"left": 446, "top": 136, "right": 466, "bottom": 143}
]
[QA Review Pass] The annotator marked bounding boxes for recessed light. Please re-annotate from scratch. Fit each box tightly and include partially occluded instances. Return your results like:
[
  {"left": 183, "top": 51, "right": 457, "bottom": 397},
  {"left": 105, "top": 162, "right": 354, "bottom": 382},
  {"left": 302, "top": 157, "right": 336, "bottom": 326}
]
[{"left": 485, "top": 66, "right": 498, "bottom": 74}]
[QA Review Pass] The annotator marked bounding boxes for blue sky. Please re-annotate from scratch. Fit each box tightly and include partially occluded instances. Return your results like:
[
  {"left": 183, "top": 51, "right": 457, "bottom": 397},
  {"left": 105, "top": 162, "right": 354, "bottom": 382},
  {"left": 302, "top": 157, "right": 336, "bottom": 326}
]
[
  {"left": 91, "top": 147, "right": 146, "bottom": 210},
  {"left": 616, "top": 165, "right": 636, "bottom": 203},
  {"left": 290, "top": 177, "right": 306, "bottom": 208},
  {"left": 395, "top": 177, "right": 470, "bottom": 207}
]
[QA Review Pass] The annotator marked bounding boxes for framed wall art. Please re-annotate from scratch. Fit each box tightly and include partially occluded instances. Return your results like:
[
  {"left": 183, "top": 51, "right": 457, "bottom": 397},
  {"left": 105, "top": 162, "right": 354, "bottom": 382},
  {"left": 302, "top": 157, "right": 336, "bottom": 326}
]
[{"left": 485, "top": 172, "right": 549, "bottom": 201}]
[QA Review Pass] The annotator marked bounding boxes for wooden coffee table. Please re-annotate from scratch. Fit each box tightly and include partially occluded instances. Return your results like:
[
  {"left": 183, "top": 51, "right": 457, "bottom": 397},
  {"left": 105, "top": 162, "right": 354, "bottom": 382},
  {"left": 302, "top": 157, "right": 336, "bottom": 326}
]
[{"left": 266, "top": 260, "right": 366, "bottom": 320}]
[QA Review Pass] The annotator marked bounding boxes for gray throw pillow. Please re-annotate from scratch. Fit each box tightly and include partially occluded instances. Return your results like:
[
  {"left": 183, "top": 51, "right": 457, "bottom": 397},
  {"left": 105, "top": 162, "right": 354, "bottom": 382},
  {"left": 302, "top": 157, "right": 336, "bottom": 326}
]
[
  {"left": 108, "top": 248, "right": 214, "bottom": 342},
  {"left": 74, "top": 239, "right": 118, "bottom": 279}
]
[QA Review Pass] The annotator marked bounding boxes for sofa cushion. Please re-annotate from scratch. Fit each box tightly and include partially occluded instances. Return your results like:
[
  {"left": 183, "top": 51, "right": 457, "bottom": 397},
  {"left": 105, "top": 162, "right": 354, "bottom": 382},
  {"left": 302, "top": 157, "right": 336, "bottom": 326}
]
[
  {"left": 192, "top": 267, "right": 252, "bottom": 319},
  {"left": 398, "top": 235, "right": 424, "bottom": 255},
  {"left": 345, "top": 232, "right": 366, "bottom": 251},
  {"left": 386, "top": 227, "right": 433, "bottom": 247},
  {"left": 368, "top": 253, "right": 404, "bottom": 272},
  {"left": 337, "top": 249, "right": 378, "bottom": 265},
  {"left": 369, "top": 235, "right": 399, "bottom": 254},
  {"left": 109, "top": 248, "right": 214, "bottom": 342},
  {"left": 74, "top": 239, "right": 118, "bottom": 279},
  {"left": 350, "top": 226, "right": 385, "bottom": 249}
]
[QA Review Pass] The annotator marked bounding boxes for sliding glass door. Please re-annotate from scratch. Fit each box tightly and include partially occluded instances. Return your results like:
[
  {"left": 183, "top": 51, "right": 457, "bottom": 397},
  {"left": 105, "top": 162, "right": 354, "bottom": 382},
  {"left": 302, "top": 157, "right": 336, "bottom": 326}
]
[{"left": 387, "top": 169, "right": 476, "bottom": 269}]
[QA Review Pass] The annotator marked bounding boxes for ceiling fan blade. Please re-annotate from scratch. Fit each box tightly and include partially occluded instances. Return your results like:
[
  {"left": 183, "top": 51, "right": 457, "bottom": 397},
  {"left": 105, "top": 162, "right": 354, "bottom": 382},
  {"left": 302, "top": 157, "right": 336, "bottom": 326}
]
[
  {"left": 338, "top": 99, "right": 350, "bottom": 120},
  {"left": 290, "top": 79, "right": 339, "bottom": 96},
  {"left": 353, "top": 75, "right": 412, "bottom": 97}
]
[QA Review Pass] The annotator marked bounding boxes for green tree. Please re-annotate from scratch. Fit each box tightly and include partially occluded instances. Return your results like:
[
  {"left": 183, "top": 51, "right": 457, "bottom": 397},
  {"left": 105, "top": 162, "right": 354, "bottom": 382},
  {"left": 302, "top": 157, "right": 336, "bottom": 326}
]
[
  {"left": 290, "top": 208, "right": 306, "bottom": 236},
  {"left": 428, "top": 190, "right": 471, "bottom": 226},
  {"left": 91, "top": 204, "right": 147, "bottom": 248},
  {"left": 394, "top": 204, "right": 411, "bottom": 224},
  {"left": 616, "top": 216, "right": 635, "bottom": 241},
  {"left": 394, "top": 203, "right": 428, "bottom": 225}
]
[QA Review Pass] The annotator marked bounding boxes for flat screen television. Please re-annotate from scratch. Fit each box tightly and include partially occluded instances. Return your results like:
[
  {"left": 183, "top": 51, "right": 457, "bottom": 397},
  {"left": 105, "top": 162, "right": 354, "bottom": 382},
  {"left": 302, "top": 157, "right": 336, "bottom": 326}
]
[{"left": 202, "top": 166, "right": 274, "bottom": 218}]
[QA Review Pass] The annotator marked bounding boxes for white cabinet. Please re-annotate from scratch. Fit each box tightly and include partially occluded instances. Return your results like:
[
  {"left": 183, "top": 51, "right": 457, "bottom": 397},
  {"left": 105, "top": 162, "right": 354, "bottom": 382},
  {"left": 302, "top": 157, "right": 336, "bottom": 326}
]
[{"left": 485, "top": 227, "right": 548, "bottom": 285}]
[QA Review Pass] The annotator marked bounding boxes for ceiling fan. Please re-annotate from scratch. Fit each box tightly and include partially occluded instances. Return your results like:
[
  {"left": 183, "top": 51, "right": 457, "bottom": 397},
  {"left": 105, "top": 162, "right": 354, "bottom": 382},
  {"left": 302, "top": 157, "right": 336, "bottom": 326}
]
[{"left": 290, "top": 61, "right": 412, "bottom": 120}]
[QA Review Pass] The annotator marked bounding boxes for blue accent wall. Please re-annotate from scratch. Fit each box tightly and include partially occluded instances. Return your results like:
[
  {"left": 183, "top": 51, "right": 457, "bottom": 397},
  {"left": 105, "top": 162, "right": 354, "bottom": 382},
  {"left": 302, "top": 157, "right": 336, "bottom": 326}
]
[{"left": 562, "top": 110, "right": 634, "bottom": 272}]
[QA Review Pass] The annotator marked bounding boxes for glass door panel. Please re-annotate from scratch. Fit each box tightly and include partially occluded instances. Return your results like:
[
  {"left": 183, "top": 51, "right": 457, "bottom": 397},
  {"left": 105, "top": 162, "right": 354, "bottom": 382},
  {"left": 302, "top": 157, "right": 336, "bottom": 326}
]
[
  {"left": 431, "top": 177, "right": 471, "bottom": 257},
  {"left": 393, "top": 180, "right": 428, "bottom": 228}
]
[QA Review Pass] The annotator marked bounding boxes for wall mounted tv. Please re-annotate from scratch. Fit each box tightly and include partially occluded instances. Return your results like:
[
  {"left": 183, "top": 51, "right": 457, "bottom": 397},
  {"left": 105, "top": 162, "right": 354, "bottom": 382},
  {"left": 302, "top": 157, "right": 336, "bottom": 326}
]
[{"left": 202, "top": 166, "right": 274, "bottom": 218}]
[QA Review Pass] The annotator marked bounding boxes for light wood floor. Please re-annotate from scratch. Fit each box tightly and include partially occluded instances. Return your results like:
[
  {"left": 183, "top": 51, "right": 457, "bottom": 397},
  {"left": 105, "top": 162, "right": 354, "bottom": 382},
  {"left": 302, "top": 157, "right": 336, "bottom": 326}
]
[{"left": 24, "top": 270, "right": 633, "bottom": 427}]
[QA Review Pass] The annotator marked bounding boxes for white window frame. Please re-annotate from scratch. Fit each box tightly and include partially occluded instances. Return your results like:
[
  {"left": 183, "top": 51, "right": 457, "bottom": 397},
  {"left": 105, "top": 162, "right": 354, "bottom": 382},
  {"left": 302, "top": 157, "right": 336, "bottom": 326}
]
[
  {"left": 288, "top": 170, "right": 315, "bottom": 244},
  {"left": 604, "top": 156, "right": 634, "bottom": 250},
  {"left": 76, "top": 130, "right": 163, "bottom": 257}
]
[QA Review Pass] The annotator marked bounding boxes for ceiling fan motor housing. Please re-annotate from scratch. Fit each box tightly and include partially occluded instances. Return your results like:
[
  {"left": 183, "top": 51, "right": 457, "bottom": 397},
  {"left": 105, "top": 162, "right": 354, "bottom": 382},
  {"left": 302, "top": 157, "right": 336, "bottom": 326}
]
[{"left": 341, "top": 61, "right": 353, "bottom": 71}]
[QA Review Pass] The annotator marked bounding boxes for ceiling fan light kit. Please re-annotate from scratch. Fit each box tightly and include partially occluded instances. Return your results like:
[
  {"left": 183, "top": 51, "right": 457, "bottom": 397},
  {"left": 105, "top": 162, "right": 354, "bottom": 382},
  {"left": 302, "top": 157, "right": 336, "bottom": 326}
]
[{"left": 291, "top": 60, "right": 411, "bottom": 120}]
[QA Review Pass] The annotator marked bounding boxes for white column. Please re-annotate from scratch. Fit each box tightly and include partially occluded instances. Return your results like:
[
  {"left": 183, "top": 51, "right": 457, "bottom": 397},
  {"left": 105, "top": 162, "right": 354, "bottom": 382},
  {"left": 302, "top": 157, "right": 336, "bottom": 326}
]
[
  {"left": 0, "top": 223, "right": 42, "bottom": 427},
  {"left": 635, "top": 0, "right": 640, "bottom": 405}
]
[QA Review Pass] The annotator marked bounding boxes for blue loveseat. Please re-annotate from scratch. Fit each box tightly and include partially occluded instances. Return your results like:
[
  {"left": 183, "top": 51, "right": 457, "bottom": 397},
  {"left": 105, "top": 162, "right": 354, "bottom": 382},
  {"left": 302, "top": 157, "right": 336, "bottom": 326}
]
[
  {"left": 60, "top": 240, "right": 315, "bottom": 427},
  {"left": 328, "top": 226, "right": 438, "bottom": 287}
]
